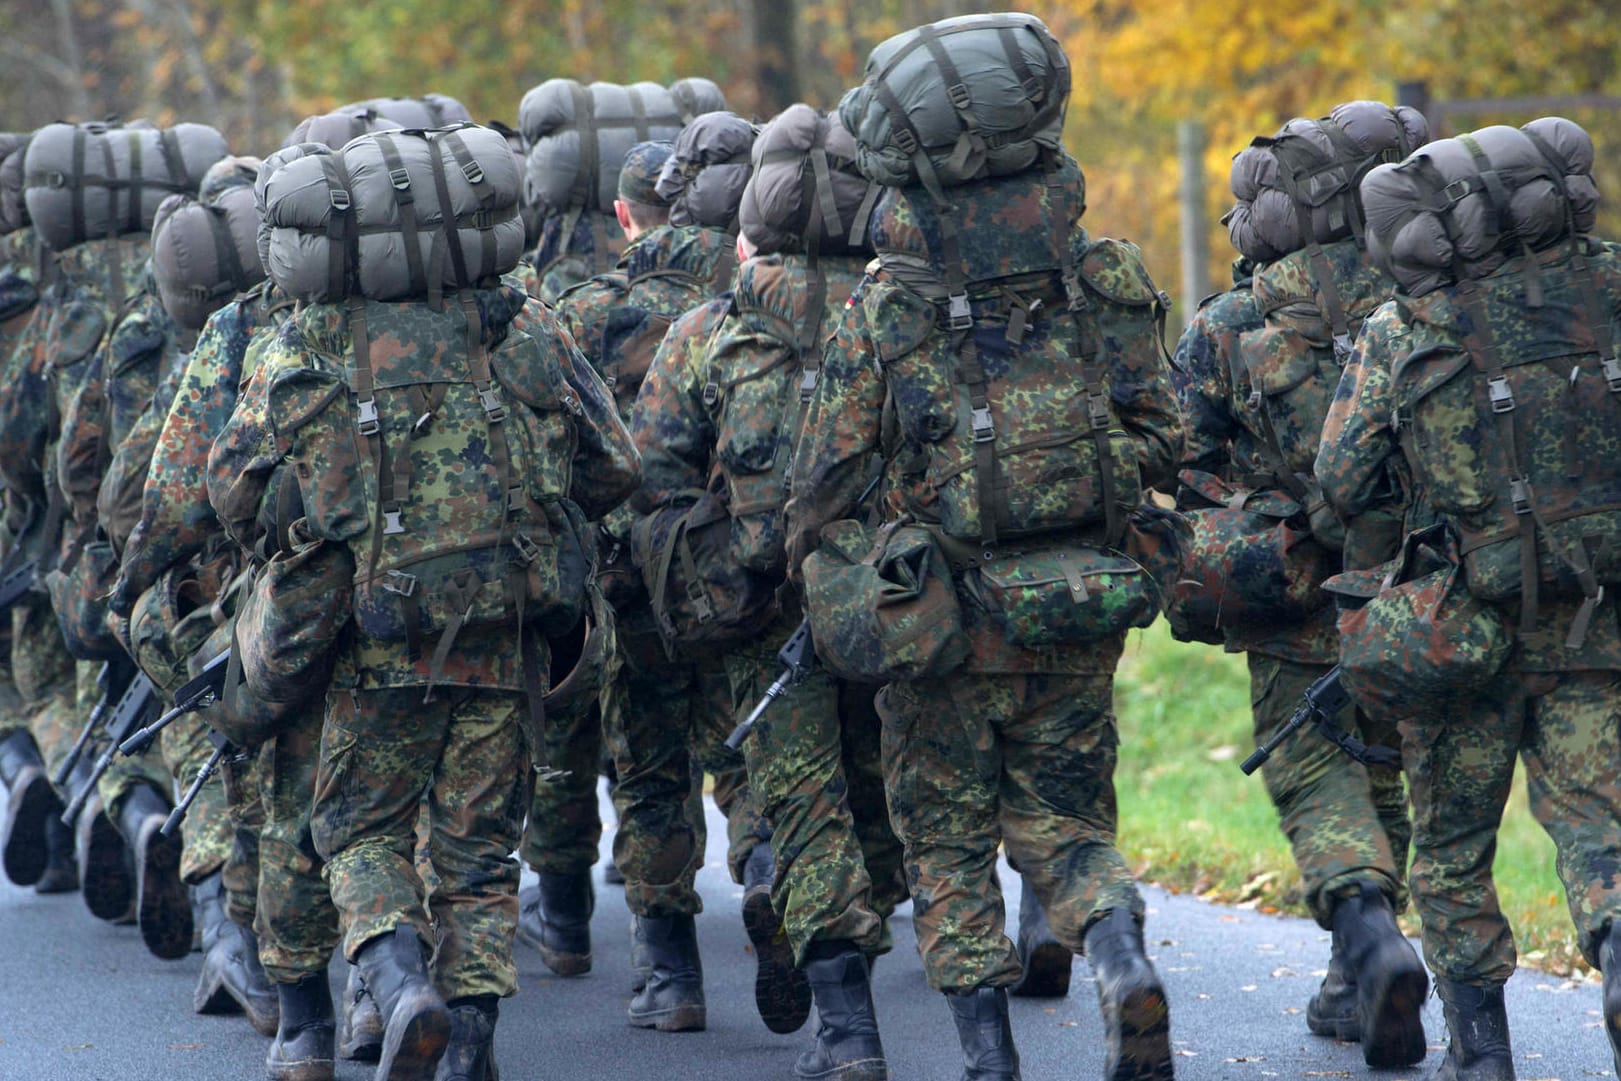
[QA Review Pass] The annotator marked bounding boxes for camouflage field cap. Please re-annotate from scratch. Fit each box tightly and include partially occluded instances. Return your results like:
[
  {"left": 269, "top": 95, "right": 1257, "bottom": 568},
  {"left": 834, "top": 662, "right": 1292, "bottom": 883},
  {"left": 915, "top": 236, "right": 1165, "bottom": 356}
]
[{"left": 618, "top": 140, "right": 674, "bottom": 207}]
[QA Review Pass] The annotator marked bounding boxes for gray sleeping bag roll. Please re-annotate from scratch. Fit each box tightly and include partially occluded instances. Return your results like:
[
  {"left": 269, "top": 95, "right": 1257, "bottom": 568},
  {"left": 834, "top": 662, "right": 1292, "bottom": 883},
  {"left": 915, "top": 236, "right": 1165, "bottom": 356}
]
[
  {"left": 1361, "top": 117, "right": 1598, "bottom": 297},
  {"left": 23, "top": 121, "right": 230, "bottom": 252},
  {"left": 839, "top": 12, "right": 1070, "bottom": 191},
  {"left": 740, "top": 104, "right": 876, "bottom": 256},
  {"left": 261, "top": 123, "right": 524, "bottom": 303},
  {"left": 669, "top": 78, "right": 728, "bottom": 124},
  {"left": 0, "top": 133, "right": 30, "bottom": 235},
  {"left": 1224, "top": 101, "right": 1429, "bottom": 262},
  {"left": 284, "top": 109, "right": 403, "bottom": 151},
  {"left": 151, "top": 186, "right": 265, "bottom": 330},
  {"left": 338, "top": 94, "right": 472, "bottom": 130},
  {"left": 656, "top": 111, "right": 756, "bottom": 230},
  {"left": 520, "top": 80, "right": 688, "bottom": 214}
]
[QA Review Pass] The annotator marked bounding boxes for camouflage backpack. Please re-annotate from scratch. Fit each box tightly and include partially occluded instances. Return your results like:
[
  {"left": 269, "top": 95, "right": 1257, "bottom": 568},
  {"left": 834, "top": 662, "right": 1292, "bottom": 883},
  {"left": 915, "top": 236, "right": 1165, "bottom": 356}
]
[{"left": 261, "top": 285, "right": 591, "bottom": 684}]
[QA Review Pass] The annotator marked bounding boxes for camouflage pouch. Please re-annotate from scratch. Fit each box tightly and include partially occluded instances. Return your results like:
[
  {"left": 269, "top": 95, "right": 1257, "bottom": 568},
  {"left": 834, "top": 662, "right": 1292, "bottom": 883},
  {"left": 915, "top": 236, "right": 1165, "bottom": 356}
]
[
  {"left": 236, "top": 534, "right": 353, "bottom": 704},
  {"left": 801, "top": 518, "right": 969, "bottom": 682},
  {"left": 542, "top": 577, "right": 618, "bottom": 731},
  {"left": 44, "top": 531, "right": 124, "bottom": 660},
  {"left": 1170, "top": 469, "right": 1335, "bottom": 640},
  {"left": 969, "top": 545, "right": 1158, "bottom": 648},
  {"left": 1327, "top": 525, "right": 1512, "bottom": 717},
  {"left": 128, "top": 554, "right": 233, "bottom": 696}
]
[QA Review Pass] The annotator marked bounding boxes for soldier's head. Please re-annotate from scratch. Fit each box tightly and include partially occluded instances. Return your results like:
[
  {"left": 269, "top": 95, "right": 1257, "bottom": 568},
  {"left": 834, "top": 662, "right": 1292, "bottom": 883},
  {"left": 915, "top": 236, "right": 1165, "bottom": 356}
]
[{"left": 615, "top": 140, "right": 674, "bottom": 242}]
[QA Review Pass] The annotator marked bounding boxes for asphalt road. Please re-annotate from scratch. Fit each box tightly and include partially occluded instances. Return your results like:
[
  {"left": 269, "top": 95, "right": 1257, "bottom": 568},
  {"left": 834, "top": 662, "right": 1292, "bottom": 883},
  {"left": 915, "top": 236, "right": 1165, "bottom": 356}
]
[{"left": 0, "top": 784, "right": 1612, "bottom": 1081}]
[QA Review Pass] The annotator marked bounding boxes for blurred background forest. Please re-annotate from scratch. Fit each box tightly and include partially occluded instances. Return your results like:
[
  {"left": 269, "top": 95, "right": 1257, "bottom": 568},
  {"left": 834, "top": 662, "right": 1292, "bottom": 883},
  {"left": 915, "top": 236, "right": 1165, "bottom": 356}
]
[{"left": 3, "top": 0, "right": 1617, "bottom": 315}]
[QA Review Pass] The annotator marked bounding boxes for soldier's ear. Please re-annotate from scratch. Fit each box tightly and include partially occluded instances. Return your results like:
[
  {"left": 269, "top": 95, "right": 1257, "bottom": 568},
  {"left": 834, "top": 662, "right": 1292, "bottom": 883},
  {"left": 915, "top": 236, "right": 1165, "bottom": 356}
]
[{"left": 614, "top": 200, "right": 634, "bottom": 240}]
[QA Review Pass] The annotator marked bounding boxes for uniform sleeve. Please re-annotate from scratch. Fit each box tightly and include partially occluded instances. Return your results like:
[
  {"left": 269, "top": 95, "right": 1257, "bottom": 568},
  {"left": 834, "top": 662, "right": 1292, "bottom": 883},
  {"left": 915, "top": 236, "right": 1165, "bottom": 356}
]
[
  {"left": 1101, "top": 295, "right": 1184, "bottom": 491},
  {"left": 1316, "top": 301, "right": 1406, "bottom": 521},
  {"left": 629, "top": 302, "right": 722, "bottom": 513},
  {"left": 205, "top": 331, "right": 291, "bottom": 555},
  {"left": 784, "top": 282, "right": 888, "bottom": 573},
  {"left": 1170, "top": 292, "right": 1248, "bottom": 480},
  {"left": 550, "top": 320, "right": 640, "bottom": 521}
]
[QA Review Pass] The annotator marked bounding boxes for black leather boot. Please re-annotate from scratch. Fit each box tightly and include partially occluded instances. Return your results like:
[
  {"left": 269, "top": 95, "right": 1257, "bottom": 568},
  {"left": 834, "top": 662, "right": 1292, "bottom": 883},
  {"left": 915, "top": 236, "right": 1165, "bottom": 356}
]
[
  {"left": 1, "top": 729, "right": 58, "bottom": 887},
  {"left": 434, "top": 996, "right": 498, "bottom": 1081},
  {"left": 516, "top": 871, "right": 592, "bottom": 976},
  {"left": 1306, "top": 926, "right": 1359, "bottom": 1040},
  {"left": 193, "top": 872, "right": 280, "bottom": 1036},
  {"left": 1331, "top": 881, "right": 1427, "bottom": 1066},
  {"left": 75, "top": 791, "right": 134, "bottom": 922},
  {"left": 340, "top": 962, "right": 386, "bottom": 1062},
  {"left": 945, "top": 987, "right": 1020, "bottom": 1081},
  {"left": 627, "top": 914, "right": 705, "bottom": 1031},
  {"left": 794, "top": 943, "right": 888, "bottom": 1081},
  {"left": 1083, "top": 907, "right": 1172, "bottom": 1081},
  {"left": 34, "top": 811, "right": 80, "bottom": 893},
  {"left": 1434, "top": 980, "right": 1515, "bottom": 1081},
  {"left": 355, "top": 925, "right": 450, "bottom": 1081},
  {"left": 117, "top": 782, "right": 192, "bottom": 960},
  {"left": 1602, "top": 922, "right": 1621, "bottom": 1080},
  {"left": 1008, "top": 880, "right": 1070, "bottom": 998},
  {"left": 266, "top": 973, "right": 336, "bottom": 1081},
  {"left": 741, "top": 839, "right": 811, "bottom": 1034}
]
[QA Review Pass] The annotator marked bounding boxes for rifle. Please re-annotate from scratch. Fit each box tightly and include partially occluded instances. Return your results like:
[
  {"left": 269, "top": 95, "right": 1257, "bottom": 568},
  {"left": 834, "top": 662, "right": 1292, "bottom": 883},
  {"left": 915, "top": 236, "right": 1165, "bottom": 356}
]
[
  {"left": 1239, "top": 666, "right": 1402, "bottom": 776},
  {"left": 162, "top": 728, "right": 242, "bottom": 837},
  {"left": 724, "top": 472, "right": 883, "bottom": 750},
  {"left": 55, "top": 654, "right": 136, "bottom": 786},
  {"left": 61, "top": 670, "right": 159, "bottom": 824},
  {"left": 119, "top": 649, "right": 231, "bottom": 758},
  {"left": 0, "top": 556, "right": 36, "bottom": 613}
]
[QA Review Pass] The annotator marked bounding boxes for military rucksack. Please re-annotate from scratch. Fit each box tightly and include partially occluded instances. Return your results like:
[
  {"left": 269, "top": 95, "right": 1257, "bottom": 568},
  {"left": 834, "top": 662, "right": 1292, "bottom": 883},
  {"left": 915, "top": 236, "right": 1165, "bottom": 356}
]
[
  {"left": 150, "top": 187, "right": 265, "bottom": 331},
  {"left": 339, "top": 94, "right": 472, "bottom": 131}
]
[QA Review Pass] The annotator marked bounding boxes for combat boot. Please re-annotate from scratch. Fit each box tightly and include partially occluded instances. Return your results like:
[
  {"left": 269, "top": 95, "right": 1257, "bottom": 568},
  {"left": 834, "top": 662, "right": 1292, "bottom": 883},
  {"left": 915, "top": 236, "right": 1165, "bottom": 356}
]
[
  {"left": 117, "top": 782, "right": 192, "bottom": 959},
  {"left": 0, "top": 729, "right": 59, "bottom": 886},
  {"left": 75, "top": 791, "right": 134, "bottom": 922},
  {"left": 340, "top": 963, "right": 386, "bottom": 1062},
  {"left": 742, "top": 839, "right": 811, "bottom": 1034},
  {"left": 944, "top": 986, "right": 1020, "bottom": 1081},
  {"left": 627, "top": 913, "right": 706, "bottom": 1032},
  {"left": 1433, "top": 980, "right": 1515, "bottom": 1081},
  {"left": 1083, "top": 907, "right": 1172, "bottom": 1081},
  {"left": 794, "top": 943, "right": 888, "bottom": 1081},
  {"left": 266, "top": 973, "right": 335, "bottom": 1081},
  {"left": 1331, "top": 881, "right": 1427, "bottom": 1067},
  {"left": 1598, "top": 922, "right": 1621, "bottom": 1079},
  {"left": 34, "top": 812, "right": 79, "bottom": 893},
  {"left": 1008, "top": 880, "right": 1070, "bottom": 998},
  {"left": 193, "top": 871, "right": 280, "bottom": 1036},
  {"left": 516, "top": 871, "right": 592, "bottom": 976},
  {"left": 355, "top": 925, "right": 450, "bottom": 1081},
  {"left": 435, "top": 996, "right": 498, "bottom": 1081},
  {"left": 1305, "top": 927, "right": 1360, "bottom": 1041}
]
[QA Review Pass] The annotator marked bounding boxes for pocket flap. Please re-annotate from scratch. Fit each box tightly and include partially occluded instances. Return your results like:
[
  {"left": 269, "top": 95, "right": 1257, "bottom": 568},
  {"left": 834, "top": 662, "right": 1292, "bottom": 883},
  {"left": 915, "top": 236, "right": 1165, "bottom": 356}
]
[{"left": 864, "top": 281, "right": 937, "bottom": 366}]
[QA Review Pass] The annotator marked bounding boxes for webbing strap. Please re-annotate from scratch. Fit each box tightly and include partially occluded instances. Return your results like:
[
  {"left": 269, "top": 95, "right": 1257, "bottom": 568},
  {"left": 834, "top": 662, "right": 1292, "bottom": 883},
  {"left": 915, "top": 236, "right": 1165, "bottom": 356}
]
[
  {"left": 1460, "top": 133, "right": 1545, "bottom": 308},
  {"left": 375, "top": 134, "right": 427, "bottom": 300},
  {"left": 98, "top": 136, "right": 125, "bottom": 308},
  {"left": 347, "top": 299, "right": 388, "bottom": 587},
  {"left": 427, "top": 139, "right": 469, "bottom": 308},
  {"left": 571, "top": 83, "right": 600, "bottom": 212},
  {"left": 70, "top": 128, "right": 86, "bottom": 251},
  {"left": 916, "top": 25, "right": 982, "bottom": 178},
  {"left": 442, "top": 129, "right": 500, "bottom": 279},
  {"left": 125, "top": 130, "right": 144, "bottom": 237},
  {"left": 317, "top": 153, "right": 355, "bottom": 301},
  {"left": 1274, "top": 158, "right": 1354, "bottom": 363},
  {"left": 626, "top": 85, "right": 650, "bottom": 141},
  {"left": 205, "top": 204, "right": 250, "bottom": 298},
  {"left": 463, "top": 294, "right": 521, "bottom": 520}
]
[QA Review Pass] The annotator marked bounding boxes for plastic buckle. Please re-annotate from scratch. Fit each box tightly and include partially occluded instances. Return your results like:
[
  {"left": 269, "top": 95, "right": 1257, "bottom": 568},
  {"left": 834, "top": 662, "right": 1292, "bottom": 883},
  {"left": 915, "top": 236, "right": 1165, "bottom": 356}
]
[
  {"left": 893, "top": 130, "right": 918, "bottom": 155},
  {"left": 513, "top": 533, "right": 544, "bottom": 564},
  {"left": 686, "top": 581, "right": 714, "bottom": 621},
  {"left": 383, "top": 508, "right": 405, "bottom": 535},
  {"left": 1062, "top": 274, "right": 1085, "bottom": 311},
  {"left": 948, "top": 293, "right": 972, "bottom": 330},
  {"left": 329, "top": 187, "right": 350, "bottom": 212},
  {"left": 1332, "top": 332, "right": 1353, "bottom": 364},
  {"left": 1393, "top": 407, "right": 1410, "bottom": 433},
  {"left": 382, "top": 570, "right": 418, "bottom": 596},
  {"left": 478, "top": 387, "right": 505, "bottom": 422},
  {"left": 356, "top": 398, "right": 380, "bottom": 435},
  {"left": 701, "top": 382, "right": 720, "bottom": 408},
  {"left": 506, "top": 486, "right": 525, "bottom": 513},
  {"left": 1441, "top": 178, "right": 1473, "bottom": 207},
  {"left": 1510, "top": 477, "right": 1532, "bottom": 515},
  {"left": 971, "top": 406, "right": 995, "bottom": 443},
  {"left": 388, "top": 167, "right": 410, "bottom": 190},
  {"left": 1488, "top": 375, "right": 1515, "bottom": 413},
  {"left": 799, "top": 370, "right": 819, "bottom": 402},
  {"left": 461, "top": 160, "right": 485, "bottom": 184},
  {"left": 1247, "top": 389, "right": 1262, "bottom": 411},
  {"left": 1087, "top": 392, "right": 1111, "bottom": 430},
  {"left": 1604, "top": 354, "right": 1621, "bottom": 392},
  {"left": 946, "top": 83, "right": 973, "bottom": 112}
]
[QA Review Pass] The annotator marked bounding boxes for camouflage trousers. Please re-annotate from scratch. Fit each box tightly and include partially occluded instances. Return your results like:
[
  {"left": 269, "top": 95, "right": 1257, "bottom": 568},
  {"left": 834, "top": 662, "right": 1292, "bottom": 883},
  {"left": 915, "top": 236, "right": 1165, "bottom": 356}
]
[
  {"left": 1400, "top": 668, "right": 1621, "bottom": 985},
  {"left": 1250, "top": 655, "right": 1411, "bottom": 925},
  {"left": 730, "top": 621, "right": 906, "bottom": 965},
  {"left": 877, "top": 671, "right": 1144, "bottom": 994},
  {"left": 519, "top": 693, "right": 603, "bottom": 877},
  {"left": 254, "top": 704, "right": 340, "bottom": 983},
  {"left": 82, "top": 660, "right": 170, "bottom": 822},
  {"left": 313, "top": 685, "right": 532, "bottom": 1001},
  {"left": 221, "top": 752, "right": 263, "bottom": 930},
  {"left": 0, "top": 617, "right": 23, "bottom": 737},
  {"left": 159, "top": 712, "right": 233, "bottom": 883},
  {"left": 604, "top": 619, "right": 762, "bottom": 918},
  {"left": 14, "top": 596, "right": 77, "bottom": 782}
]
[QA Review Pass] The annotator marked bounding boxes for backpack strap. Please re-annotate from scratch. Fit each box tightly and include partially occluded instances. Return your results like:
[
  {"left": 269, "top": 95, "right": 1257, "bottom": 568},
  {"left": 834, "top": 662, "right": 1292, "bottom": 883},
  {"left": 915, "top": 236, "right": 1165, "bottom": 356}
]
[
  {"left": 1267, "top": 135, "right": 1356, "bottom": 363},
  {"left": 374, "top": 133, "right": 429, "bottom": 301},
  {"left": 1459, "top": 133, "right": 1547, "bottom": 309},
  {"left": 316, "top": 153, "right": 356, "bottom": 301}
]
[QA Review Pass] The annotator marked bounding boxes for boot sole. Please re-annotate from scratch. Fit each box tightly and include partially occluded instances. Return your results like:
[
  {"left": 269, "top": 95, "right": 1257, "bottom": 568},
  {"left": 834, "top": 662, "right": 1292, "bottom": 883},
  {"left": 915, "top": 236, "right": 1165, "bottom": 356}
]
[
  {"left": 792, "top": 1057, "right": 889, "bottom": 1081},
  {"left": 33, "top": 861, "right": 80, "bottom": 894},
  {"left": 626, "top": 1003, "right": 707, "bottom": 1032},
  {"left": 516, "top": 917, "right": 592, "bottom": 976},
  {"left": 1305, "top": 1000, "right": 1361, "bottom": 1042},
  {"left": 1104, "top": 978, "right": 1173, "bottom": 1081},
  {"left": 80, "top": 807, "right": 133, "bottom": 922},
  {"left": 266, "top": 1054, "right": 336, "bottom": 1081},
  {"left": 376, "top": 992, "right": 450, "bottom": 1081},
  {"left": 340, "top": 1008, "right": 386, "bottom": 1062},
  {"left": 137, "top": 824, "right": 194, "bottom": 961},
  {"left": 1010, "top": 941, "right": 1073, "bottom": 999},
  {"left": 743, "top": 885, "right": 811, "bottom": 1034},
  {"left": 2, "top": 768, "right": 57, "bottom": 886},
  {"left": 1358, "top": 943, "right": 1428, "bottom": 1068}
]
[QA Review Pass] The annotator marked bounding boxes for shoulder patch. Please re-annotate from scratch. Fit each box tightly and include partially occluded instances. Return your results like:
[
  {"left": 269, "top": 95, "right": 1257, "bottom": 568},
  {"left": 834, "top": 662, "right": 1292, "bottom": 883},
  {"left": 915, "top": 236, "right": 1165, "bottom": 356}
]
[{"left": 1079, "top": 237, "right": 1157, "bottom": 306}]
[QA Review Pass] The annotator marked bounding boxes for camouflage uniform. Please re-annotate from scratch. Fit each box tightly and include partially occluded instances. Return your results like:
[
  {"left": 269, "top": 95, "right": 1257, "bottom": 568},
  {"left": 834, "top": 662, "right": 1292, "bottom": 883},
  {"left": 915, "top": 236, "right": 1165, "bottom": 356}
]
[
  {"left": 209, "top": 284, "right": 638, "bottom": 1001},
  {"left": 1318, "top": 295, "right": 1621, "bottom": 985},
  {"left": 633, "top": 252, "right": 906, "bottom": 959},
  {"left": 0, "top": 228, "right": 45, "bottom": 737},
  {"left": 532, "top": 209, "right": 627, "bottom": 305},
  {"left": 1170, "top": 258, "right": 1410, "bottom": 927},
  {"left": 785, "top": 169, "right": 1182, "bottom": 994}
]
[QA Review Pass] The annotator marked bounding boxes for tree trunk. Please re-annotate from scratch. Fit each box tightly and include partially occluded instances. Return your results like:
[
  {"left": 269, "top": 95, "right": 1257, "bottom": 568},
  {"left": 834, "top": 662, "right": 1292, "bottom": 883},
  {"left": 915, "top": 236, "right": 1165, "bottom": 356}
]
[{"left": 752, "top": 0, "right": 799, "bottom": 116}]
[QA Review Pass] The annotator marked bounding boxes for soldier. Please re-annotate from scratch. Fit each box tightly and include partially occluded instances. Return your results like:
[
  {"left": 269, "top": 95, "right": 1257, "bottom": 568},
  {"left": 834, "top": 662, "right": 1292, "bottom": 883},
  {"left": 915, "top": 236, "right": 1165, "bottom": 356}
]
[
  {"left": 1318, "top": 118, "right": 1621, "bottom": 1079},
  {"left": 1169, "top": 102, "right": 1430, "bottom": 1068}
]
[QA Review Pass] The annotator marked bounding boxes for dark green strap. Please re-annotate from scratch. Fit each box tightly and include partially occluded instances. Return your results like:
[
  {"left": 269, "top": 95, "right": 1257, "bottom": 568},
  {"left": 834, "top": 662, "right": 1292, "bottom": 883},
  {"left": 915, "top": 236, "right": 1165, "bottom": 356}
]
[
  {"left": 375, "top": 134, "right": 427, "bottom": 300},
  {"left": 317, "top": 153, "right": 355, "bottom": 300},
  {"left": 427, "top": 140, "right": 469, "bottom": 306}
]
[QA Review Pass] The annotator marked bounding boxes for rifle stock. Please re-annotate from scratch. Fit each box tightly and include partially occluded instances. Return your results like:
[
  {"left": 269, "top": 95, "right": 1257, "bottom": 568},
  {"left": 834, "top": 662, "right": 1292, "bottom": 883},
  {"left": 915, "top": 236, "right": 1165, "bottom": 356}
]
[{"left": 61, "top": 673, "right": 158, "bottom": 824}]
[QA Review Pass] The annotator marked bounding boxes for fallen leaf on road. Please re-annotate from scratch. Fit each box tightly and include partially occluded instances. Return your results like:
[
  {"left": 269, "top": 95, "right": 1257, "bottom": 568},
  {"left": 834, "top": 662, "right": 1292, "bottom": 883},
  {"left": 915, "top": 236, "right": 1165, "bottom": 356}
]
[
  {"left": 64, "top": 1044, "right": 92, "bottom": 1050},
  {"left": 168, "top": 1043, "right": 204, "bottom": 1051},
  {"left": 1300, "top": 1072, "right": 1351, "bottom": 1078},
  {"left": 1240, "top": 984, "right": 1258, "bottom": 992},
  {"left": 1174, "top": 1049, "right": 1198, "bottom": 1057}
]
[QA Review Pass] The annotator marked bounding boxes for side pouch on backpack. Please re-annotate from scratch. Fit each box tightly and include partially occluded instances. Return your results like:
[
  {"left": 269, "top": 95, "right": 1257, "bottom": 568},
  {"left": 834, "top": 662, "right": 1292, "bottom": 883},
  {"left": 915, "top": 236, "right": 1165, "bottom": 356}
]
[
  {"left": 1326, "top": 525, "right": 1512, "bottom": 718},
  {"left": 970, "top": 545, "right": 1159, "bottom": 648},
  {"left": 237, "top": 535, "right": 354, "bottom": 704},
  {"left": 542, "top": 576, "right": 618, "bottom": 731},
  {"left": 1169, "top": 469, "right": 1335, "bottom": 640},
  {"left": 801, "top": 518, "right": 969, "bottom": 682},
  {"left": 44, "top": 533, "right": 123, "bottom": 660}
]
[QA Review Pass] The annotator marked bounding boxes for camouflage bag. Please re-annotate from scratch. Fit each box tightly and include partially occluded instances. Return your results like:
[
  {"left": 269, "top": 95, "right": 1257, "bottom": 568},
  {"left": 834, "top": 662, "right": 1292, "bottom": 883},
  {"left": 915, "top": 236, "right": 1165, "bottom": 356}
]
[
  {"left": 541, "top": 576, "right": 617, "bottom": 730},
  {"left": 968, "top": 546, "right": 1157, "bottom": 648},
  {"left": 236, "top": 532, "right": 353, "bottom": 704},
  {"left": 45, "top": 535, "right": 123, "bottom": 660},
  {"left": 1170, "top": 468, "right": 1336, "bottom": 639},
  {"left": 1327, "top": 525, "right": 1512, "bottom": 716},
  {"left": 127, "top": 550, "right": 236, "bottom": 696},
  {"left": 800, "top": 517, "right": 969, "bottom": 682}
]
